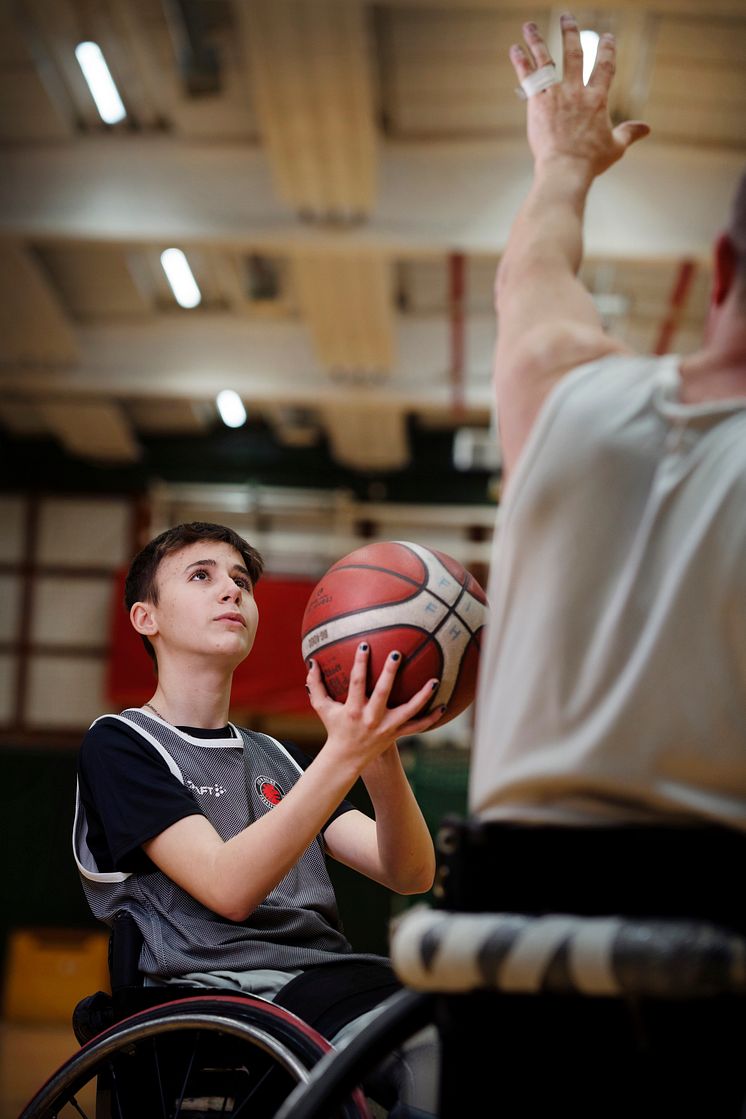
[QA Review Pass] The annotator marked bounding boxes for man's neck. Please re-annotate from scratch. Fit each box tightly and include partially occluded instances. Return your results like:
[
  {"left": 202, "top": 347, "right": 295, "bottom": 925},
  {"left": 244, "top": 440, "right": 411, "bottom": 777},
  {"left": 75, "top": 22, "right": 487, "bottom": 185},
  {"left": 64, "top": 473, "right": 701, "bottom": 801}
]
[{"left": 679, "top": 311, "right": 746, "bottom": 404}]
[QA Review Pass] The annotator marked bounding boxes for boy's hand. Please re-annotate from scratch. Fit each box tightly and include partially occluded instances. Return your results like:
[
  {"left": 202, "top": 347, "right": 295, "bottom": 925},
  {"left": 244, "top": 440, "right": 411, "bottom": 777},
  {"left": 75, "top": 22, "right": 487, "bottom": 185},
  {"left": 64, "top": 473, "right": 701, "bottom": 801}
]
[
  {"left": 306, "top": 642, "right": 443, "bottom": 764},
  {"left": 512, "top": 14, "right": 649, "bottom": 182}
]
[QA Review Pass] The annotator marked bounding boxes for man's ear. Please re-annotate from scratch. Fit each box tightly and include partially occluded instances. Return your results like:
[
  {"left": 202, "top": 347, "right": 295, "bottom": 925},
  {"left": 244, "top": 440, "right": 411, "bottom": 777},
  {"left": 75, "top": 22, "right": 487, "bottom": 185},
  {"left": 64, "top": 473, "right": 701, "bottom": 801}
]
[
  {"left": 712, "top": 233, "right": 738, "bottom": 307},
  {"left": 130, "top": 601, "right": 158, "bottom": 637}
]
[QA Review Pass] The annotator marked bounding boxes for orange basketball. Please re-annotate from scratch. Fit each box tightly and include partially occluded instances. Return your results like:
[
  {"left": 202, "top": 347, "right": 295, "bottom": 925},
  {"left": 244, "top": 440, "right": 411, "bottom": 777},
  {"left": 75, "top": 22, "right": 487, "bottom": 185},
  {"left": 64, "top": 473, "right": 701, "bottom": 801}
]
[{"left": 301, "top": 541, "right": 488, "bottom": 728}]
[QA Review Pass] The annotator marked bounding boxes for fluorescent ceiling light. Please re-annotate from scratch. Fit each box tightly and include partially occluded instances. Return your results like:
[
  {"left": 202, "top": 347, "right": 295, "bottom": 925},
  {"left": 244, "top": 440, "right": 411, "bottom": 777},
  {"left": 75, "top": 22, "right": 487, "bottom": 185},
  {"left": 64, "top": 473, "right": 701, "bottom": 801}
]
[
  {"left": 74, "top": 41, "right": 126, "bottom": 124},
  {"left": 217, "top": 390, "right": 247, "bottom": 429},
  {"left": 580, "top": 30, "right": 600, "bottom": 85},
  {"left": 160, "top": 248, "right": 202, "bottom": 309}
]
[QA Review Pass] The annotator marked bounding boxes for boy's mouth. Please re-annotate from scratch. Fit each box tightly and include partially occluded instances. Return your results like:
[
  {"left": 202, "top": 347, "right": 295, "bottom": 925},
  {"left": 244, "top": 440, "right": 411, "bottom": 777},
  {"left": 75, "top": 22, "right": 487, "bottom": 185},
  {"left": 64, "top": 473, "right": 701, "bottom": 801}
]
[{"left": 215, "top": 612, "right": 246, "bottom": 627}]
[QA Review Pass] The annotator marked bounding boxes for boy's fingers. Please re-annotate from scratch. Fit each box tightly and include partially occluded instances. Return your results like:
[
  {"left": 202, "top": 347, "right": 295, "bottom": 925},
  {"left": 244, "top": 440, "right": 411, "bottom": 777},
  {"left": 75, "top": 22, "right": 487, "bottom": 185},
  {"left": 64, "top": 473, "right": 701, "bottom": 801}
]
[
  {"left": 346, "top": 642, "right": 370, "bottom": 698},
  {"left": 400, "top": 704, "right": 447, "bottom": 737},
  {"left": 386, "top": 676, "right": 440, "bottom": 726},
  {"left": 368, "top": 650, "right": 403, "bottom": 705}
]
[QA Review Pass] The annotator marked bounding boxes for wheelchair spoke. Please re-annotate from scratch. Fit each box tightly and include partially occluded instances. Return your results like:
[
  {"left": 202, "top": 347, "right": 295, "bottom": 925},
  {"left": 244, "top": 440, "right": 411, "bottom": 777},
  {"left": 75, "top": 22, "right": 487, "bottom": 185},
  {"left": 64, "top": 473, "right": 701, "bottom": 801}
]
[
  {"left": 60, "top": 1095, "right": 91, "bottom": 1119},
  {"left": 229, "top": 1063, "right": 277, "bottom": 1119},
  {"left": 106, "top": 1060, "right": 127, "bottom": 1119},
  {"left": 171, "top": 1029, "right": 200, "bottom": 1117},
  {"left": 150, "top": 1035, "right": 169, "bottom": 1119}
]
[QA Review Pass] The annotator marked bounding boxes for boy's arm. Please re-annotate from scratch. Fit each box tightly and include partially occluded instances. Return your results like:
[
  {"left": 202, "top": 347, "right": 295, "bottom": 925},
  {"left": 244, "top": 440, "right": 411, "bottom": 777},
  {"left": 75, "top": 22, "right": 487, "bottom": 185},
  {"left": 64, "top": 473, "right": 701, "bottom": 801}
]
[
  {"left": 143, "top": 645, "right": 440, "bottom": 922},
  {"left": 322, "top": 746, "right": 435, "bottom": 895},
  {"left": 495, "top": 14, "right": 649, "bottom": 478}
]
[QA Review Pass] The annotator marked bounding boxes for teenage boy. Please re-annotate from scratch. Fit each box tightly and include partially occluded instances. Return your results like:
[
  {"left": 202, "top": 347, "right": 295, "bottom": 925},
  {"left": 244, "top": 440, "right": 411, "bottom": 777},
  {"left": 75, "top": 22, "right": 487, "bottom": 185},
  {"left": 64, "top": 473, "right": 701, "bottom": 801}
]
[{"left": 74, "top": 520, "right": 442, "bottom": 1115}]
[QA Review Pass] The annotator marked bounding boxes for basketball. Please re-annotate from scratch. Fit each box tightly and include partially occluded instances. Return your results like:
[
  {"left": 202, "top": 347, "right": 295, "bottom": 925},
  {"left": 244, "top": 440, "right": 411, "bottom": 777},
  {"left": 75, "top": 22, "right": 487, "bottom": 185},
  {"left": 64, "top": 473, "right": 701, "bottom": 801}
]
[{"left": 301, "top": 541, "right": 488, "bottom": 728}]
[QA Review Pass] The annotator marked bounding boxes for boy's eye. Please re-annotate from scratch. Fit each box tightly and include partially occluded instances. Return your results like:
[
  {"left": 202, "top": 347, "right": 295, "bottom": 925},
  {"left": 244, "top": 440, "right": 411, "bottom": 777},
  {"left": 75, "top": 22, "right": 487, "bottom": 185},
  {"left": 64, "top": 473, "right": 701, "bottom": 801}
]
[
  {"left": 190, "top": 569, "right": 209, "bottom": 581},
  {"left": 234, "top": 577, "right": 252, "bottom": 591}
]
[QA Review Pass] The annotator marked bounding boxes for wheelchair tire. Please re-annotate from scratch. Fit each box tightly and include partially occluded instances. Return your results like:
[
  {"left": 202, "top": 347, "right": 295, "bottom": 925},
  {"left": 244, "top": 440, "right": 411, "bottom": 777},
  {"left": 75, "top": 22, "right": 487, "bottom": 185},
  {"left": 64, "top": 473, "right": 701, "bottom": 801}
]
[{"left": 19, "top": 994, "right": 371, "bottom": 1119}]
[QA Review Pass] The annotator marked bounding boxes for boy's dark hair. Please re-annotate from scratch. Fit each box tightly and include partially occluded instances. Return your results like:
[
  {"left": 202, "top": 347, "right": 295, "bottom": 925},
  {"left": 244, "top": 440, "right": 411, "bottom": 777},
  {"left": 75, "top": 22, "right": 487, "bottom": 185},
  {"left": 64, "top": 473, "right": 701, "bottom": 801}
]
[{"left": 124, "top": 522, "right": 264, "bottom": 666}]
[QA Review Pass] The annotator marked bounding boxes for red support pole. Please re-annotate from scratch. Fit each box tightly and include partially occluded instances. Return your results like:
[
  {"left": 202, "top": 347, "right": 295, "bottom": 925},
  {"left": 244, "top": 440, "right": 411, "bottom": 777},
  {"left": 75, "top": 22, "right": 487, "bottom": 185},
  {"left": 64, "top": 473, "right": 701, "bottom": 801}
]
[
  {"left": 449, "top": 252, "right": 466, "bottom": 415},
  {"left": 654, "top": 259, "right": 697, "bottom": 355}
]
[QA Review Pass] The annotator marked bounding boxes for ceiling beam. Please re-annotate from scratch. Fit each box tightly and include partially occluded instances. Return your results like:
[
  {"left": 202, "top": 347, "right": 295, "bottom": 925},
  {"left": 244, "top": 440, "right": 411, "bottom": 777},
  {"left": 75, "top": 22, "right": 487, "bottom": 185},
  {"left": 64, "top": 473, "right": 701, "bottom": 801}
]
[
  {"left": 0, "top": 315, "right": 494, "bottom": 411},
  {"left": 0, "top": 139, "right": 740, "bottom": 258}
]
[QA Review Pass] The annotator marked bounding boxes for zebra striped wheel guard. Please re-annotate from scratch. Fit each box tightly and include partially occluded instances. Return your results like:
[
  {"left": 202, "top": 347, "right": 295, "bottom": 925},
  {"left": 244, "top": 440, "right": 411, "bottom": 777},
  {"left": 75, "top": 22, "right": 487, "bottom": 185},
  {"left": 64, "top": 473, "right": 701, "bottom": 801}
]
[{"left": 390, "top": 906, "right": 746, "bottom": 999}]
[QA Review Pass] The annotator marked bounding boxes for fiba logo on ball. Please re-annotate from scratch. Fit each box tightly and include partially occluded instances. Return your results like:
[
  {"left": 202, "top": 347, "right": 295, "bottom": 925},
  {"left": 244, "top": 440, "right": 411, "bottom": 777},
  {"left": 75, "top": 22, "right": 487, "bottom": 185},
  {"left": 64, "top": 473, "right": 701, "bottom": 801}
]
[{"left": 301, "top": 541, "right": 488, "bottom": 728}]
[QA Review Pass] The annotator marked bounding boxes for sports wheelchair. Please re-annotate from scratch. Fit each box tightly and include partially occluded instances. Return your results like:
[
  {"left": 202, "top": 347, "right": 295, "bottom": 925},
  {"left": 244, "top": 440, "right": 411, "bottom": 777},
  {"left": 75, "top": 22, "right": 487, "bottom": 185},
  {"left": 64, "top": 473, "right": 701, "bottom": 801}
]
[
  {"left": 279, "top": 817, "right": 746, "bottom": 1119},
  {"left": 18, "top": 908, "right": 372, "bottom": 1119},
  {"left": 21, "top": 817, "right": 746, "bottom": 1118}
]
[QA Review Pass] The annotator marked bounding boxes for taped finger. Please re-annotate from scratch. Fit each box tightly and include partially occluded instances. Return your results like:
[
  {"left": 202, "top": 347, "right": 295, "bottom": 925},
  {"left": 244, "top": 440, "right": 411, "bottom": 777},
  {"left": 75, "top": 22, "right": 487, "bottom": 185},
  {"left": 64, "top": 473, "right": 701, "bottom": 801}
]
[{"left": 517, "top": 62, "right": 560, "bottom": 99}]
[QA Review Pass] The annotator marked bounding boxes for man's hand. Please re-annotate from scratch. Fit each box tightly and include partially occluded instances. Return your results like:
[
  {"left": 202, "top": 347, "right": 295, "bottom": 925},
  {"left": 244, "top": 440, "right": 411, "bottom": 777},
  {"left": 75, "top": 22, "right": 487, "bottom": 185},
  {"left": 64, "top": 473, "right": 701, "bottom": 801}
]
[{"left": 511, "top": 14, "right": 649, "bottom": 180}]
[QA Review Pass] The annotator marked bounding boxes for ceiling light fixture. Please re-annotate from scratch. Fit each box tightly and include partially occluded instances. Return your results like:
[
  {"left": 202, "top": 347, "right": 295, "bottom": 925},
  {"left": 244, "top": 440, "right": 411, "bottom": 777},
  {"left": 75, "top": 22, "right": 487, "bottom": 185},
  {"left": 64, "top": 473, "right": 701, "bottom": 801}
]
[
  {"left": 580, "top": 30, "right": 600, "bottom": 85},
  {"left": 74, "top": 41, "right": 127, "bottom": 124},
  {"left": 216, "top": 390, "right": 247, "bottom": 429},
  {"left": 160, "top": 248, "right": 202, "bottom": 308}
]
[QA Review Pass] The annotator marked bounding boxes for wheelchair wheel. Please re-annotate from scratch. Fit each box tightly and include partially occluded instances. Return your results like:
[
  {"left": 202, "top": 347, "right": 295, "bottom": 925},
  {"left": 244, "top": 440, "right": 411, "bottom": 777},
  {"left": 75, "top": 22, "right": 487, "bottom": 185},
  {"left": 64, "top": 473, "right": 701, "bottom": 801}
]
[
  {"left": 20, "top": 994, "right": 371, "bottom": 1119},
  {"left": 276, "top": 989, "right": 435, "bottom": 1119}
]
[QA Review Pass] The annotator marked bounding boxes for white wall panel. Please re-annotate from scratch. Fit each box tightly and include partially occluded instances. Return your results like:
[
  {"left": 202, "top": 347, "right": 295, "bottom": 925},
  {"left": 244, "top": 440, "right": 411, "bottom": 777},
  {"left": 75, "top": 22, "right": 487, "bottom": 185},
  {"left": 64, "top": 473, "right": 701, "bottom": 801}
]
[
  {"left": 36, "top": 498, "right": 131, "bottom": 568},
  {"left": 0, "top": 495, "right": 26, "bottom": 562},
  {"left": 0, "top": 573, "right": 21, "bottom": 642},
  {"left": 0, "top": 653, "right": 16, "bottom": 725},
  {"left": 30, "top": 576, "right": 113, "bottom": 646},
  {"left": 25, "top": 656, "right": 106, "bottom": 729}
]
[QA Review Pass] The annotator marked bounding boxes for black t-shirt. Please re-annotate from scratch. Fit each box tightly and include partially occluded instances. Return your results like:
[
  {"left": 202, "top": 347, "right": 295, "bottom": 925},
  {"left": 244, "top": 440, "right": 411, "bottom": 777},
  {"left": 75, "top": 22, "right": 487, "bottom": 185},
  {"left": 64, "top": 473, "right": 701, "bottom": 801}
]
[{"left": 78, "top": 717, "right": 355, "bottom": 874}]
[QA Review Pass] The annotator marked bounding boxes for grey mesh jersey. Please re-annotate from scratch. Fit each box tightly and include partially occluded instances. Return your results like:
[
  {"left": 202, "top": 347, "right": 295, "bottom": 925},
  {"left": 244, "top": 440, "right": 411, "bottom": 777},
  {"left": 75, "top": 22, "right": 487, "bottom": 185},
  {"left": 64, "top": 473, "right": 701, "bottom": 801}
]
[{"left": 74, "top": 709, "right": 375, "bottom": 979}]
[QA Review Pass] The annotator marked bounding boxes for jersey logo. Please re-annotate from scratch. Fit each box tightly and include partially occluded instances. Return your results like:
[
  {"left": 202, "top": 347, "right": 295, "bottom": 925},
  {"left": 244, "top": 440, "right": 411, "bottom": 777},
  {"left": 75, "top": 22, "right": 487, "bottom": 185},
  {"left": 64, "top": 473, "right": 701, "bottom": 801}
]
[
  {"left": 186, "top": 778, "right": 226, "bottom": 798},
  {"left": 255, "top": 776, "right": 285, "bottom": 807}
]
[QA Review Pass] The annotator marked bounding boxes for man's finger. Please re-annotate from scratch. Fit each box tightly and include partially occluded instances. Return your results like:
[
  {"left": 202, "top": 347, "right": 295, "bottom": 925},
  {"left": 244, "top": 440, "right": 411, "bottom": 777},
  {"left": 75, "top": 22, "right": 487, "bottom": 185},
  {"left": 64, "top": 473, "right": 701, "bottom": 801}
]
[
  {"left": 560, "top": 12, "right": 584, "bottom": 84},
  {"left": 586, "top": 32, "right": 616, "bottom": 92},
  {"left": 522, "top": 21, "right": 552, "bottom": 69},
  {"left": 613, "top": 120, "right": 651, "bottom": 150},
  {"left": 509, "top": 42, "right": 534, "bottom": 81}
]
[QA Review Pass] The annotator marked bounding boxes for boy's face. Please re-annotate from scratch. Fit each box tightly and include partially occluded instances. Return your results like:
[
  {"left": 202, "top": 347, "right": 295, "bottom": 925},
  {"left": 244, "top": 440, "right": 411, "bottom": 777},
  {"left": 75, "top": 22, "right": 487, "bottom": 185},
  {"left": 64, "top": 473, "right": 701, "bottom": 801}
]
[{"left": 142, "top": 540, "right": 259, "bottom": 668}]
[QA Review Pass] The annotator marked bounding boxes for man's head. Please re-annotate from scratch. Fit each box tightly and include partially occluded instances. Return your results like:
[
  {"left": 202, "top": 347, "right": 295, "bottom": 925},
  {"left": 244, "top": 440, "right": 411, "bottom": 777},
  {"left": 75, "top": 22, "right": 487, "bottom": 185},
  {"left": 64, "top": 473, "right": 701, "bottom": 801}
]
[{"left": 125, "top": 522, "right": 264, "bottom": 668}]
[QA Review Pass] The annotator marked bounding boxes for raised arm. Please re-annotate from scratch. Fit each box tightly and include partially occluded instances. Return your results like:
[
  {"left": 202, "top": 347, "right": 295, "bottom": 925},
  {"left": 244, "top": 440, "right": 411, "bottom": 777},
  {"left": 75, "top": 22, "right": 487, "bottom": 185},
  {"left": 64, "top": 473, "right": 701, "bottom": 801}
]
[
  {"left": 496, "top": 13, "right": 650, "bottom": 477},
  {"left": 143, "top": 645, "right": 440, "bottom": 921}
]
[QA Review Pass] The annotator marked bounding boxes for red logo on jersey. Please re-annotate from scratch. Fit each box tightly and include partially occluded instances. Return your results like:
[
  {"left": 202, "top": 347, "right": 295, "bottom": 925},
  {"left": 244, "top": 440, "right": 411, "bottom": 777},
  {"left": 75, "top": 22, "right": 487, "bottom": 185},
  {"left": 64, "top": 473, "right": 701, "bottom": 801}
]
[{"left": 255, "top": 776, "right": 285, "bottom": 807}]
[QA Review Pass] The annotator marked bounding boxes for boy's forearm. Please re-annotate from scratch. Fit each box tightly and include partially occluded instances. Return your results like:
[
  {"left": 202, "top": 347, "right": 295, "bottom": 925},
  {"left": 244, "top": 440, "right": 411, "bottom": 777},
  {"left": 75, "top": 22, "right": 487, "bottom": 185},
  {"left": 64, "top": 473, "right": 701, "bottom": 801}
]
[
  {"left": 361, "top": 748, "right": 435, "bottom": 894},
  {"left": 164, "top": 744, "right": 364, "bottom": 923}
]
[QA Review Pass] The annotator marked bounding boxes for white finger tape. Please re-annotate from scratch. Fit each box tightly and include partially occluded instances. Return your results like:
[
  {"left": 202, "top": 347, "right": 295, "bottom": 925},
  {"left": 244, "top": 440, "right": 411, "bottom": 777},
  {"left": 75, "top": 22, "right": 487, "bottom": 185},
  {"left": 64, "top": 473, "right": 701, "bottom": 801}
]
[{"left": 517, "top": 63, "right": 560, "bottom": 99}]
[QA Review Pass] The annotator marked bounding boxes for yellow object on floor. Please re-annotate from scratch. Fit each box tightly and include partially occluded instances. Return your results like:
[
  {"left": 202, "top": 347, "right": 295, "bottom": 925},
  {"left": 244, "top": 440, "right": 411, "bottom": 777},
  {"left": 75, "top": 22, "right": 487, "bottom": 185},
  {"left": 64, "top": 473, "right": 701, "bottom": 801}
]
[{"left": 2, "top": 927, "right": 109, "bottom": 1024}]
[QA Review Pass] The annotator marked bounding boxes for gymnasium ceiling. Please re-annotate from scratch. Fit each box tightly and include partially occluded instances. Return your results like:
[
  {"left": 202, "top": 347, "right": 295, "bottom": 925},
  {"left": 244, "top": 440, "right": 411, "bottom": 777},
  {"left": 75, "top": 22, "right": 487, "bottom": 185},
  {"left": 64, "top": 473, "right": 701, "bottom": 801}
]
[{"left": 0, "top": 0, "right": 744, "bottom": 483}]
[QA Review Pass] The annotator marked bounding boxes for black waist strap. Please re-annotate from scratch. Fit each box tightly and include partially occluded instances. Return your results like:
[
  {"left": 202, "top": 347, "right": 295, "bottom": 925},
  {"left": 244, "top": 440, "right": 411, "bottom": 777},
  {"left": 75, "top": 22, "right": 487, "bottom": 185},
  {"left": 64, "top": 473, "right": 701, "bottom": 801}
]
[{"left": 273, "top": 958, "right": 401, "bottom": 1040}]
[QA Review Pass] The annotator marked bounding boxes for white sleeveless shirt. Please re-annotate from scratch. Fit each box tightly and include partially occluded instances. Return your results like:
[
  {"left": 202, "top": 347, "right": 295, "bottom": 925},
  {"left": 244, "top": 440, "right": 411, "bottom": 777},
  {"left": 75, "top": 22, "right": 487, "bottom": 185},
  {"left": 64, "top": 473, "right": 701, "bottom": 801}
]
[{"left": 470, "top": 354, "right": 746, "bottom": 828}]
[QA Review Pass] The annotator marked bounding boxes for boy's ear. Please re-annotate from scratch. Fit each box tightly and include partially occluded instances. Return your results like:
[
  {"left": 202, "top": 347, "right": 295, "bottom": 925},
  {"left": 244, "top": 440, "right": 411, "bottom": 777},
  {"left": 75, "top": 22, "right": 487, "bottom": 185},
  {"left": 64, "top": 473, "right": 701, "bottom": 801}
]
[{"left": 130, "top": 601, "right": 158, "bottom": 637}]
